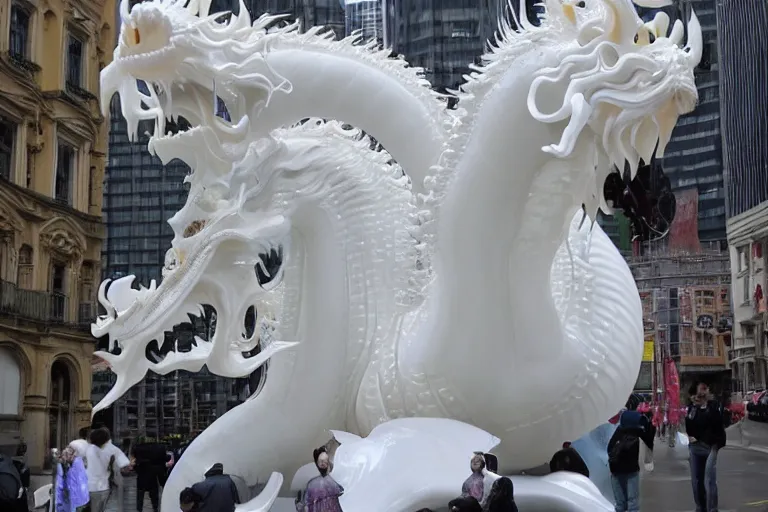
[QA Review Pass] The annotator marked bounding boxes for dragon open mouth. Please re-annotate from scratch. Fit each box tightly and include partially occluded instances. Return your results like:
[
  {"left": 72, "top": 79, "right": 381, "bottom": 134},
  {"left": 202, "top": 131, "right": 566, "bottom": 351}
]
[{"left": 91, "top": 217, "right": 293, "bottom": 416}]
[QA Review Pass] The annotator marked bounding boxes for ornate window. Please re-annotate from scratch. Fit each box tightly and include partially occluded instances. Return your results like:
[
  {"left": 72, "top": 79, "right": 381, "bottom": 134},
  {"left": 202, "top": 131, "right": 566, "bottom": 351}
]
[
  {"left": 55, "top": 142, "right": 75, "bottom": 205},
  {"left": 48, "top": 360, "right": 73, "bottom": 457},
  {"left": 49, "top": 261, "right": 67, "bottom": 322},
  {"left": 66, "top": 34, "right": 84, "bottom": 88},
  {"left": 78, "top": 262, "right": 95, "bottom": 324},
  {"left": 0, "top": 347, "right": 21, "bottom": 416},
  {"left": 17, "top": 245, "right": 33, "bottom": 289},
  {"left": 9, "top": 3, "right": 31, "bottom": 60},
  {"left": 0, "top": 118, "right": 15, "bottom": 181}
]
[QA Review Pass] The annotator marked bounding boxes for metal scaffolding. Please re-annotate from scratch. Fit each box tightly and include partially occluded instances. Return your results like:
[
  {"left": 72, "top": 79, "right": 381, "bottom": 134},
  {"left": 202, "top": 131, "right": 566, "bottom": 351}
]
[{"left": 625, "top": 239, "right": 733, "bottom": 401}]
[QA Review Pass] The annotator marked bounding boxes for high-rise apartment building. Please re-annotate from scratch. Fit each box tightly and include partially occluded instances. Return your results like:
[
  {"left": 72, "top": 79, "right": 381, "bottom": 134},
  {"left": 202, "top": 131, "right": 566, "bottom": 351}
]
[
  {"left": 0, "top": 0, "right": 115, "bottom": 471},
  {"left": 343, "top": 0, "right": 384, "bottom": 42},
  {"left": 383, "top": 0, "right": 506, "bottom": 92},
  {"left": 719, "top": 0, "right": 768, "bottom": 392},
  {"left": 719, "top": 0, "right": 768, "bottom": 219},
  {"left": 244, "top": 0, "right": 346, "bottom": 37}
]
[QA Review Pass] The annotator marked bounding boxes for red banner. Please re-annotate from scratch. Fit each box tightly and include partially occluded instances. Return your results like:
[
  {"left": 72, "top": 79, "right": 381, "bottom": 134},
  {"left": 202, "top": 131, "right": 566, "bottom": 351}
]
[
  {"left": 665, "top": 358, "right": 682, "bottom": 424},
  {"left": 668, "top": 188, "right": 701, "bottom": 253}
]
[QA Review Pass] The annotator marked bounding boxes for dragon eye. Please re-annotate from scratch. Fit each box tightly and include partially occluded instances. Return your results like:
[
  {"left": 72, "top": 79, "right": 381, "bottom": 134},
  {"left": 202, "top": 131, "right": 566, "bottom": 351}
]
[{"left": 134, "top": 28, "right": 141, "bottom": 45}]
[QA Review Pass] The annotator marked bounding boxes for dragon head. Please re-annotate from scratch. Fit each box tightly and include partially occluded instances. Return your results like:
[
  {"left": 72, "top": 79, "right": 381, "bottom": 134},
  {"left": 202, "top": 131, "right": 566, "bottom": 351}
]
[
  {"left": 527, "top": 0, "right": 701, "bottom": 216},
  {"left": 100, "top": 0, "right": 294, "bottom": 182},
  {"left": 91, "top": 164, "right": 293, "bottom": 414},
  {"left": 90, "top": 118, "right": 389, "bottom": 415}
]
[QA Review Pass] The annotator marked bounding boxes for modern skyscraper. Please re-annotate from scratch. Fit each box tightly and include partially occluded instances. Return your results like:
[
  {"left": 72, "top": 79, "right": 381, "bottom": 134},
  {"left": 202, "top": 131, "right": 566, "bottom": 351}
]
[
  {"left": 719, "top": 0, "right": 768, "bottom": 393},
  {"left": 718, "top": 0, "right": 768, "bottom": 219},
  {"left": 382, "top": 0, "right": 506, "bottom": 92},
  {"left": 244, "top": 0, "right": 346, "bottom": 37},
  {"left": 636, "top": 0, "right": 725, "bottom": 243},
  {"left": 342, "top": 0, "right": 385, "bottom": 42}
]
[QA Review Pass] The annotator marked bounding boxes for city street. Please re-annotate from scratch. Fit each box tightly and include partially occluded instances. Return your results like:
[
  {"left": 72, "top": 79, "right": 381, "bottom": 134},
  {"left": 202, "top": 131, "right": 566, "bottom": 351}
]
[{"left": 642, "top": 442, "right": 768, "bottom": 511}]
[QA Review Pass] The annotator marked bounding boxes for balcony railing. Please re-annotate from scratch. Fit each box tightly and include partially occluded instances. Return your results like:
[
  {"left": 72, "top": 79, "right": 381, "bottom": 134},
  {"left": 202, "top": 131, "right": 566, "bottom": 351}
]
[
  {"left": 7, "top": 51, "right": 41, "bottom": 75},
  {"left": 78, "top": 302, "right": 97, "bottom": 327},
  {"left": 729, "top": 346, "right": 757, "bottom": 361},
  {"left": 679, "top": 340, "right": 727, "bottom": 366},
  {"left": 0, "top": 279, "right": 94, "bottom": 331},
  {"left": 65, "top": 81, "right": 97, "bottom": 101},
  {"left": 734, "top": 336, "right": 757, "bottom": 349}
]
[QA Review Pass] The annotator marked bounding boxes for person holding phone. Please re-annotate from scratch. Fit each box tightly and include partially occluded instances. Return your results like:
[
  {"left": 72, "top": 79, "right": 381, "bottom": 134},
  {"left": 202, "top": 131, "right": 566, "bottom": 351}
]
[{"left": 685, "top": 381, "right": 726, "bottom": 512}]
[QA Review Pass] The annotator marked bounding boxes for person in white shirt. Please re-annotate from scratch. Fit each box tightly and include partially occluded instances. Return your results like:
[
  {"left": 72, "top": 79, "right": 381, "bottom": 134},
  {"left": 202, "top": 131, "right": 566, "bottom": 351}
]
[{"left": 85, "top": 427, "right": 131, "bottom": 512}]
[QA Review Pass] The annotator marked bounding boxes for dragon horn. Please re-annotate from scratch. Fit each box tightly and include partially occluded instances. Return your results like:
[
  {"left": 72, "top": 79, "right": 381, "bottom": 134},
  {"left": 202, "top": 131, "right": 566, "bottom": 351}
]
[
  {"left": 684, "top": 10, "right": 703, "bottom": 66},
  {"left": 98, "top": 279, "right": 116, "bottom": 318}
]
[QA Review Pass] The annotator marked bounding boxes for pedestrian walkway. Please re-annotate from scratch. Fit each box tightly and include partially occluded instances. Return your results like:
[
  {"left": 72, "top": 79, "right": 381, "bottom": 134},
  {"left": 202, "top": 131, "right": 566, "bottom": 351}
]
[
  {"left": 727, "top": 419, "right": 768, "bottom": 453},
  {"left": 640, "top": 442, "right": 768, "bottom": 511},
  {"left": 102, "top": 474, "right": 142, "bottom": 512}
]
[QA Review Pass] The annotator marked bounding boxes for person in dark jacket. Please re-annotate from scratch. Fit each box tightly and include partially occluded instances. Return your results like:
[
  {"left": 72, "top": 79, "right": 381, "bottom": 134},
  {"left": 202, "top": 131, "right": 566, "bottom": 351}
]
[
  {"left": 607, "top": 410, "right": 653, "bottom": 512},
  {"left": 549, "top": 441, "right": 590, "bottom": 478},
  {"left": 685, "top": 381, "right": 726, "bottom": 512},
  {"left": 484, "top": 477, "right": 519, "bottom": 512},
  {"left": 448, "top": 495, "right": 483, "bottom": 512},
  {"left": 0, "top": 454, "right": 25, "bottom": 512},
  {"left": 191, "top": 463, "right": 240, "bottom": 512},
  {"left": 180, "top": 487, "right": 202, "bottom": 512},
  {"left": 132, "top": 438, "right": 168, "bottom": 512}
]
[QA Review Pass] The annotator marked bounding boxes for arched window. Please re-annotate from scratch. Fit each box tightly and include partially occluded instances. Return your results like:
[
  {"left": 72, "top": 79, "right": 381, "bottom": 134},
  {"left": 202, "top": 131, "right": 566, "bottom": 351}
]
[
  {"left": 48, "top": 360, "right": 73, "bottom": 455},
  {"left": 0, "top": 347, "right": 21, "bottom": 415}
]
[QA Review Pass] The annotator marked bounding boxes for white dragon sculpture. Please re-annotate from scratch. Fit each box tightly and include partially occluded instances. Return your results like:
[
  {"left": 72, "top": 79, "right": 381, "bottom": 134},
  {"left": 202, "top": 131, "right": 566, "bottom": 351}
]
[{"left": 92, "top": 0, "right": 701, "bottom": 509}]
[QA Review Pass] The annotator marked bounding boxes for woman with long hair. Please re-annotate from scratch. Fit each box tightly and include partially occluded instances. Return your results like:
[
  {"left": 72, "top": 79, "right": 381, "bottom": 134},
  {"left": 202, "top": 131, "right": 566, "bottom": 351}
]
[
  {"left": 484, "top": 477, "right": 518, "bottom": 512},
  {"left": 54, "top": 446, "right": 89, "bottom": 512}
]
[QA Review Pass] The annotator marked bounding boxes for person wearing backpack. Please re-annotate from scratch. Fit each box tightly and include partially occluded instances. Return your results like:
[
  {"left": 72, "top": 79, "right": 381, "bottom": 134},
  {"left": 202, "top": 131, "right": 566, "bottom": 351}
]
[
  {"left": 0, "top": 453, "right": 25, "bottom": 512},
  {"left": 685, "top": 381, "right": 726, "bottom": 512},
  {"left": 607, "top": 410, "right": 653, "bottom": 512}
]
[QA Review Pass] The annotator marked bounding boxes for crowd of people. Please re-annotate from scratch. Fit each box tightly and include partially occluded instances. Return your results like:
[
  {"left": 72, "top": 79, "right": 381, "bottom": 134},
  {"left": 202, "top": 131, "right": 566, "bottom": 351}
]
[
  {"left": 29, "top": 427, "right": 191, "bottom": 512},
  {"left": 599, "top": 380, "right": 727, "bottom": 512},
  {"left": 446, "top": 460, "right": 518, "bottom": 512},
  {"left": 3, "top": 379, "right": 730, "bottom": 512}
]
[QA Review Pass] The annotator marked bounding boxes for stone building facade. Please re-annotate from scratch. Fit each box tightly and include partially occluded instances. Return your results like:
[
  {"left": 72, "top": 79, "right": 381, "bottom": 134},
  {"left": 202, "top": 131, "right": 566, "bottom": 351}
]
[{"left": 0, "top": 0, "right": 115, "bottom": 472}]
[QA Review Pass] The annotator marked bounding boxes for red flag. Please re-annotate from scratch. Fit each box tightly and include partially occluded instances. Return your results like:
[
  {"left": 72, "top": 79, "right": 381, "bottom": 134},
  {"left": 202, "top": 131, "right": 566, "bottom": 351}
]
[{"left": 665, "top": 358, "right": 681, "bottom": 424}]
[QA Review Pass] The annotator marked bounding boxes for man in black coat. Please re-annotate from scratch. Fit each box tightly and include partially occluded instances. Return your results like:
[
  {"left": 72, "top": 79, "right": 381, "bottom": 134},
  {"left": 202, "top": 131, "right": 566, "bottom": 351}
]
[
  {"left": 549, "top": 442, "right": 590, "bottom": 478},
  {"left": 685, "top": 381, "right": 726, "bottom": 512},
  {"left": 132, "top": 439, "right": 169, "bottom": 512},
  {"left": 191, "top": 463, "right": 240, "bottom": 512}
]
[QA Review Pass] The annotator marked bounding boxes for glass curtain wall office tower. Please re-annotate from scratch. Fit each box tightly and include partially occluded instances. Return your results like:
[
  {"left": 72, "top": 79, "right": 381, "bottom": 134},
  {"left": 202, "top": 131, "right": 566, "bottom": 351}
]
[
  {"left": 382, "top": 0, "right": 509, "bottom": 92},
  {"left": 619, "top": 0, "right": 726, "bottom": 245},
  {"left": 718, "top": 0, "right": 768, "bottom": 218}
]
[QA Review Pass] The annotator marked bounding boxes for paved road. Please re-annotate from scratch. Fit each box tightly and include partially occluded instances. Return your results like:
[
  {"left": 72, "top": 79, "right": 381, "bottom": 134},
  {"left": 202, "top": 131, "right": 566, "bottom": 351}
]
[
  {"left": 728, "top": 419, "right": 768, "bottom": 451},
  {"left": 641, "top": 442, "right": 768, "bottom": 511}
]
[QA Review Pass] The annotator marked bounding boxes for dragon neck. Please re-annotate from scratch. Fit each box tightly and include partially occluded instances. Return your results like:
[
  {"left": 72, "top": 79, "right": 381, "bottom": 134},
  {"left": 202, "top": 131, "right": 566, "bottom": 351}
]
[
  {"left": 261, "top": 130, "right": 419, "bottom": 431},
  {"left": 403, "top": 47, "right": 599, "bottom": 420},
  {"left": 243, "top": 34, "right": 454, "bottom": 194}
]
